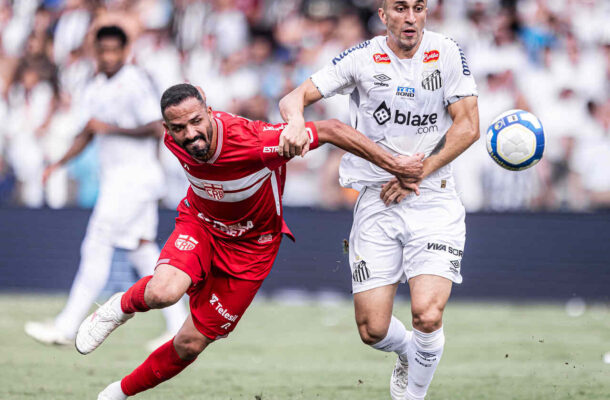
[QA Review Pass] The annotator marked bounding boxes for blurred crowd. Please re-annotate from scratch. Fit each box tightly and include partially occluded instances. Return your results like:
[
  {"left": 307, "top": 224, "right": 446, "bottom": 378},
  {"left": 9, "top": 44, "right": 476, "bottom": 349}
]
[{"left": 0, "top": 0, "right": 608, "bottom": 211}]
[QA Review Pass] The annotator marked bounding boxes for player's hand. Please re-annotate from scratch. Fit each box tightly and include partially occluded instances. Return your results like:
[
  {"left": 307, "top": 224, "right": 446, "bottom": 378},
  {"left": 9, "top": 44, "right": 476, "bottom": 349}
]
[
  {"left": 380, "top": 178, "right": 420, "bottom": 206},
  {"left": 393, "top": 153, "right": 425, "bottom": 184},
  {"left": 42, "top": 163, "right": 60, "bottom": 185},
  {"left": 279, "top": 119, "right": 310, "bottom": 158},
  {"left": 86, "top": 119, "right": 114, "bottom": 135}
]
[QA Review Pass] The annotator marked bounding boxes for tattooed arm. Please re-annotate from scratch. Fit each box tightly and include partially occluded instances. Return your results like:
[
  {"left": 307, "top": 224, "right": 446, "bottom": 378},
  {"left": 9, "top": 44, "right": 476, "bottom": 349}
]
[{"left": 421, "top": 96, "right": 479, "bottom": 179}]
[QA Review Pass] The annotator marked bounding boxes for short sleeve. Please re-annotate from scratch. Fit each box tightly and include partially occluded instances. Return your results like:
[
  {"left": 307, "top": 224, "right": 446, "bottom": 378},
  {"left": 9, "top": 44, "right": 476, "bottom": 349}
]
[
  {"left": 73, "top": 84, "right": 94, "bottom": 130},
  {"left": 310, "top": 40, "right": 371, "bottom": 98},
  {"left": 258, "top": 121, "right": 319, "bottom": 170},
  {"left": 442, "top": 37, "right": 478, "bottom": 106},
  {"left": 129, "top": 68, "right": 161, "bottom": 125}
]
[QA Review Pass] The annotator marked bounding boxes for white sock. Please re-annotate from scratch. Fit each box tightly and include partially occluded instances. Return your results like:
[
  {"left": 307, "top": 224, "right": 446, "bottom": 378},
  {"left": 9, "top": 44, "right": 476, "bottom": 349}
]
[
  {"left": 128, "top": 242, "right": 188, "bottom": 333},
  {"left": 406, "top": 327, "right": 445, "bottom": 400},
  {"left": 99, "top": 381, "right": 127, "bottom": 400},
  {"left": 54, "top": 233, "right": 114, "bottom": 338},
  {"left": 371, "top": 316, "right": 412, "bottom": 359}
]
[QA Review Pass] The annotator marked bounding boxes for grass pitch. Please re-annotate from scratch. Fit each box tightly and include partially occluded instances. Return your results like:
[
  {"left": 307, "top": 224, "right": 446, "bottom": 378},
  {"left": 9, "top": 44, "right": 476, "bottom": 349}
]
[{"left": 1, "top": 294, "right": 609, "bottom": 400}]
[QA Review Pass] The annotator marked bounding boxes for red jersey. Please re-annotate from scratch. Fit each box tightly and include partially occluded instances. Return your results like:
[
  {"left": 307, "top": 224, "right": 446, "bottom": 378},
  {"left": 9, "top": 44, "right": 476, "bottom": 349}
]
[{"left": 164, "top": 111, "right": 319, "bottom": 242}]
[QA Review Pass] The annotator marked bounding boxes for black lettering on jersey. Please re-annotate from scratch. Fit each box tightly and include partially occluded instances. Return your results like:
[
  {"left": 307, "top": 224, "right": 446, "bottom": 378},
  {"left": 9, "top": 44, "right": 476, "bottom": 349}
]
[
  {"left": 332, "top": 40, "right": 371, "bottom": 65},
  {"left": 446, "top": 37, "right": 471, "bottom": 76}
]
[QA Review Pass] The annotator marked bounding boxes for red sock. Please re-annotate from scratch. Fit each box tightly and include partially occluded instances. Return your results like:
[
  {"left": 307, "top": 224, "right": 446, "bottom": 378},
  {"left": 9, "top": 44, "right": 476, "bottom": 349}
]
[
  {"left": 120, "top": 339, "right": 196, "bottom": 396},
  {"left": 121, "top": 276, "right": 153, "bottom": 314}
]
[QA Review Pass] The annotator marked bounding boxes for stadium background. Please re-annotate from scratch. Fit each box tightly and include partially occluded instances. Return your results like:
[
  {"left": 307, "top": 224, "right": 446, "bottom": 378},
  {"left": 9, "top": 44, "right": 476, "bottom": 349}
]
[{"left": 0, "top": 0, "right": 608, "bottom": 399}]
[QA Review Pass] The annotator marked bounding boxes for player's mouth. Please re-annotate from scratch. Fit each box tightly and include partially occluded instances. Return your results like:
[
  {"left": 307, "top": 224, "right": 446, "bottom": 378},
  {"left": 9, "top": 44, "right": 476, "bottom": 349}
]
[{"left": 402, "top": 28, "right": 417, "bottom": 38}]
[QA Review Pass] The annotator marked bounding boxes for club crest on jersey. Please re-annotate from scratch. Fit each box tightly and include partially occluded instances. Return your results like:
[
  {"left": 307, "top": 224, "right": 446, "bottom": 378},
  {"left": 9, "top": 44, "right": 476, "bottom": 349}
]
[
  {"left": 175, "top": 234, "right": 198, "bottom": 251},
  {"left": 422, "top": 69, "right": 442, "bottom": 91},
  {"left": 423, "top": 50, "right": 440, "bottom": 63},
  {"left": 204, "top": 183, "right": 224, "bottom": 200},
  {"left": 373, "top": 53, "right": 391, "bottom": 64}
]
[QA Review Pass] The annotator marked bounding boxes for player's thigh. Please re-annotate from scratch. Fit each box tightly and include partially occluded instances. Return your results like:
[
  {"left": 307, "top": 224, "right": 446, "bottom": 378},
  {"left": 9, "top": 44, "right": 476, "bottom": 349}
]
[
  {"left": 189, "top": 267, "right": 263, "bottom": 341},
  {"left": 408, "top": 274, "right": 452, "bottom": 318},
  {"left": 157, "top": 212, "right": 214, "bottom": 288},
  {"left": 353, "top": 283, "right": 399, "bottom": 329},
  {"left": 146, "top": 264, "right": 192, "bottom": 305},
  {"left": 403, "top": 194, "right": 466, "bottom": 284},
  {"left": 349, "top": 188, "right": 406, "bottom": 294}
]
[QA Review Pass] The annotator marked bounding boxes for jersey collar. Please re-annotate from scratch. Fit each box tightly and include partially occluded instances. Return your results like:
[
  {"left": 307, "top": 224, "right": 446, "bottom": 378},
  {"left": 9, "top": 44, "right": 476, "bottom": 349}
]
[{"left": 207, "top": 116, "right": 224, "bottom": 164}]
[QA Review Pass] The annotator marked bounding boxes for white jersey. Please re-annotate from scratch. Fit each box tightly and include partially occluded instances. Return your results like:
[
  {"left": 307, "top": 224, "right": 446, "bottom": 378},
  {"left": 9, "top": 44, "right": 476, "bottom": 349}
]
[
  {"left": 78, "top": 64, "right": 163, "bottom": 201},
  {"left": 311, "top": 30, "right": 477, "bottom": 192}
]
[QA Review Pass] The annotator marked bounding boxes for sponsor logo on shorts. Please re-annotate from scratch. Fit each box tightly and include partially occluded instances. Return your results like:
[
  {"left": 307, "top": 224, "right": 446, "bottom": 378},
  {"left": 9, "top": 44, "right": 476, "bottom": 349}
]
[
  {"left": 175, "top": 234, "right": 198, "bottom": 251},
  {"left": 450, "top": 259, "right": 461, "bottom": 273},
  {"left": 352, "top": 259, "right": 371, "bottom": 283},
  {"left": 373, "top": 53, "right": 391, "bottom": 64},
  {"left": 423, "top": 50, "right": 440, "bottom": 63},
  {"left": 204, "top": 183, "right": 224, "bottom": 200},
  {"left": 209, "top": 293, "right": 239, "bottom": 322},
  {"left": 427, "top": 242, "right": 463, "bottom": 257},
  {"left": 258, "top": 234, "right": 273, "bottom": 244},
  {"left": 183, "top": 199, "right": 190, "bottom": 208},
  {"left": 422, "top": 70, "right": 442, "bottom": 91}
]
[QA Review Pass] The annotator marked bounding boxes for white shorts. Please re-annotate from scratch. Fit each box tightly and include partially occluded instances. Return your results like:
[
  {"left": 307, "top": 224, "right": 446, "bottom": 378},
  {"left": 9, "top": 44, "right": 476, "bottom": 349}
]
[
  {"left": 85, "top": 185, "right": 159, "bottom": 250},
  {"left": 349, "top": 187, "right": 466, "bottom": 294}
]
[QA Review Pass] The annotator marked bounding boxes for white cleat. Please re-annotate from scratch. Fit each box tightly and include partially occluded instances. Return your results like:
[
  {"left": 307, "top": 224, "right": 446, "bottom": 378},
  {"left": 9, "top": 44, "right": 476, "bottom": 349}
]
[
  {"left": 98, "top": 381, "right": 128, "bottom": 400},
  {"left": 24, "top": 321, "right": 73, "bottom": 346},
  {"left": 75, "top": 292, "right": 133, "bottom": 355},
  {"left": 145, "top": 330, "right": 175, "bottom": 352},
  {"left": 390, "top": 355, "right": 409, "bottom": 400}
]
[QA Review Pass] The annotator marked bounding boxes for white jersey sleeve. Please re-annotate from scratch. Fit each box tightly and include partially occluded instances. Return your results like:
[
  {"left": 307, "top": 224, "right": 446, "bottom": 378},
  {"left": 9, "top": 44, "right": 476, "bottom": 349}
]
[
  {"left": 441, "top": 37, "right": 478, "bottom": 106},
  {"left": 310, "top": 40, "right": 372, "bottom": 98}
]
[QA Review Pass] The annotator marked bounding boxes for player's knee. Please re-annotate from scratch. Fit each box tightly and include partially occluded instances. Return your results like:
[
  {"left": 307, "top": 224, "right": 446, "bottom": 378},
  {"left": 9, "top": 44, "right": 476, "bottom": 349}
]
[
  {"left": 411, "top": 308, "right": 443, "bottom": 333},
  {"left": 145, "top": 281, "right": 182, "bottom": 309},
  {"left": 357, "top": 322, "right": 389, "bottom": 346},
  {"left": 173, "top": 334, "right": 211, "bottom": 360}
]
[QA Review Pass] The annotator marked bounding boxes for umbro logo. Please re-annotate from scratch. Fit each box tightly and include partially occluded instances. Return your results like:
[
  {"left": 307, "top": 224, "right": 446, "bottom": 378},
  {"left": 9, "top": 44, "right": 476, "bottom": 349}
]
[
  {"left": 450, "top": 259, "right": 461, "bottom": 272},
  {"left": 373, "top": 74, "right": 391, "bottom": 87}
]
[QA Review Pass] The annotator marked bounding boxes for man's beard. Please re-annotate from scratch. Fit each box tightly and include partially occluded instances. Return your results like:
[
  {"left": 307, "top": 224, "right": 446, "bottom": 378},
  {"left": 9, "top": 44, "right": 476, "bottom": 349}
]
[{"left": 183, "top": 127, "right": 212, "bottom": 160}]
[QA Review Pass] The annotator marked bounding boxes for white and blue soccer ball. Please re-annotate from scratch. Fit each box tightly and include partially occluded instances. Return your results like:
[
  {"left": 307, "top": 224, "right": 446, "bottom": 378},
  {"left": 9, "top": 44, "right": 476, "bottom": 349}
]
[{"left": 486, "top": 109, "right": 545, "bottom": 171}]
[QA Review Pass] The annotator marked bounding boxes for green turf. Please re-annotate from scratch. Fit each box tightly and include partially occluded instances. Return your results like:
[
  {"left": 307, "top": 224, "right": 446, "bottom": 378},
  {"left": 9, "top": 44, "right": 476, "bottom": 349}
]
[{"left": 2, "top": 294, "right": 609, "bottom": 399}]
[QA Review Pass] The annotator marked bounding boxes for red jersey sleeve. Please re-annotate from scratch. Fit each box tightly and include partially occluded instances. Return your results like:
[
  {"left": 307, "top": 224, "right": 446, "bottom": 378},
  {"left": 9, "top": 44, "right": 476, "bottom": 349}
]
[{"left": 259, "top": 121, "right": 319, "bottom": 170}]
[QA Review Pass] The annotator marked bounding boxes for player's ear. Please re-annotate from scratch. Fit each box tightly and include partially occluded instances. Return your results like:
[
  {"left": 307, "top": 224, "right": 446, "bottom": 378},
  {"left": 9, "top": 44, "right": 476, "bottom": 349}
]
[
  {"left": 162, "top": 121, "right": 169, "bottom": 133},
  {"left": 378, "top": 6, "right": 387, "bottom": 25}
]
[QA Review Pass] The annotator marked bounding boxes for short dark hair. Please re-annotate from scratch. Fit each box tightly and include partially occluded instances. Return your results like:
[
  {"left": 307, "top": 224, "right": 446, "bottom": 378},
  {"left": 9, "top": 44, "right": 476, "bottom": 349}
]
[
  {"left": 95, "top": 25, "right": 128, "bottom": 47},
  {"left": 160, "top": 83, "right": 205, "bottom": 118}
]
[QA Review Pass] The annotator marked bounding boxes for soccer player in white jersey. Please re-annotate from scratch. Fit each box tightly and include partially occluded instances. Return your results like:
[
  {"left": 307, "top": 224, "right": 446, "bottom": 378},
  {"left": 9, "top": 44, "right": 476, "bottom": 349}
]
[
  {"left": 24, "top": 25, "right": 187, "bottom": 350},
  {"left": 279, "top": 1, "right": 480, "bottom": 399}
]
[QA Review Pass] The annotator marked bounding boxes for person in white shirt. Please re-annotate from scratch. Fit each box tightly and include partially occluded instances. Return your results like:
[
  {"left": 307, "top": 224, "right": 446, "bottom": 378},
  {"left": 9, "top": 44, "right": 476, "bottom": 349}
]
[
  {"left": 25, "top": 25, "right": 187, "bottom": 351},
  {"left": 279, "top": 1, "right": 480, "bottom": 399}
]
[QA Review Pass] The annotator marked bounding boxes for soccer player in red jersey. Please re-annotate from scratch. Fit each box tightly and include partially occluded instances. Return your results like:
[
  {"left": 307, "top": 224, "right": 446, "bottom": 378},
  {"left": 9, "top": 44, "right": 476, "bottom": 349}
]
[{"left": 76, "top": 83, "right": 424, "bottom": 400}]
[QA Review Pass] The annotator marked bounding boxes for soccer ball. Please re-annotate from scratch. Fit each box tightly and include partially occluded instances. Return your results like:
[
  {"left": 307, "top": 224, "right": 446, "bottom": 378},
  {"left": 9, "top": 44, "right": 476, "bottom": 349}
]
[{"left": 486, "top": 109, "right": 545, "bottom": 171}]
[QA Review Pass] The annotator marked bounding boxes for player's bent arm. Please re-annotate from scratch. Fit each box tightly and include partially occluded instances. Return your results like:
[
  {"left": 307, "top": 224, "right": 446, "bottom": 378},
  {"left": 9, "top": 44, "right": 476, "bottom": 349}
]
[
  {"left": 422, "top": 96, "right": 480, "bottom": 179},
  {"left": 109, "top": 120, "right": 164, "bottom": 138},
  {"left": 43, "top": 127, "right": 95, "bottom": 183},
  {"left": 314, "top": 119, "right": 422, "bottom": 180},
  {"left": 277, "top": 79, "right": 324, "bottom": 157}
]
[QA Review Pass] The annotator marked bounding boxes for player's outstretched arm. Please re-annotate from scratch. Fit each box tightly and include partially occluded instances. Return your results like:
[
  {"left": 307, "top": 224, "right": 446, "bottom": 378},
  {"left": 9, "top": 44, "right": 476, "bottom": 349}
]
[
  {"left": 89, "top": 119, "right": 164, "bottom": 138},
  {"left": 421, "top": 96, "right": 480, "bottom": 179},
  {"left": 278, "top": 79, "right": 323, "bottom": 158},
  {"left": 43, "top": 125, "right": 95, "bottom": 184},
  {"left": 314, "top": 119, "right": 424, "bottom": 184}
]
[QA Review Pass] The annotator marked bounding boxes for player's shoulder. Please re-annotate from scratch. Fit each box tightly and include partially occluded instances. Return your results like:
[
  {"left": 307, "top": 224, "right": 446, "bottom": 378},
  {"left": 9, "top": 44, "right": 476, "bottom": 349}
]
[
  {"left": 331, "top": 36, "right": 384, "bottom": 66},
  {"left": 212, "top": 111, "right": 259, "bottom": 140}
]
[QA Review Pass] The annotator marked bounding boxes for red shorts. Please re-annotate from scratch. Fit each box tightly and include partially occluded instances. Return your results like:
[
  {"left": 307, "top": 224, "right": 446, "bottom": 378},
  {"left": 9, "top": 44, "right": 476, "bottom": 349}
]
[{"left": 157, "top": 210, "right": 282, "bottom": 340}]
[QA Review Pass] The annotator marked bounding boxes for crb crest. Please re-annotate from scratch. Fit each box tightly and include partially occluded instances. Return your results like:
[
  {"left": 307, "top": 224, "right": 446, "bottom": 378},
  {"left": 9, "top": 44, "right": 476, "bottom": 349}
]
[
  {"left": 175, "top": 234, "right": 198, "bottom": 251},
  {"left": 204, "top": 183, "right": 224, "bottom": 200}
]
